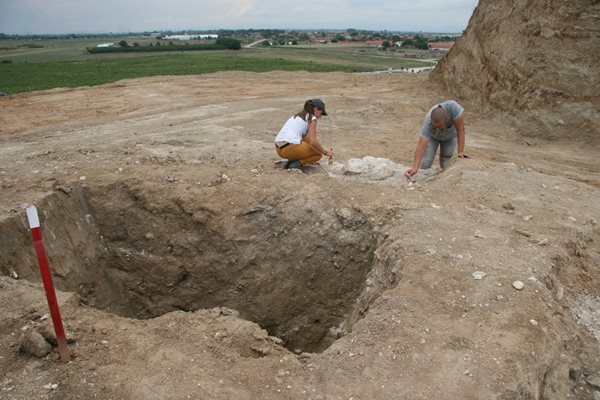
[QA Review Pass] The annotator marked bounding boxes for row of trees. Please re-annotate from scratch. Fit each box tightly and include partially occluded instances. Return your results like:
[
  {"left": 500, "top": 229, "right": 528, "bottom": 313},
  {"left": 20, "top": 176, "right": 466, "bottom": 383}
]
[
  {"left": 265, "top": 33, "right": 449, "bottom": 50},
  {"left": 87, "top": 37, "right": 241, "bottom": 54}
]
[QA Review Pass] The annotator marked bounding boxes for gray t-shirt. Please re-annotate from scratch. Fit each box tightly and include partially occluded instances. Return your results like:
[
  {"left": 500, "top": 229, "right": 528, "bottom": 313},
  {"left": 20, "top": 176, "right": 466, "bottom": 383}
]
[{"left": 420, "top": 100, "right": 464, "bottom": 141}]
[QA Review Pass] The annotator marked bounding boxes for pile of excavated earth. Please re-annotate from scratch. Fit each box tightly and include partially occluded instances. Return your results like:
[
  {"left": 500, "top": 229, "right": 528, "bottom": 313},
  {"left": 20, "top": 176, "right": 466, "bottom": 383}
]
[{"left": 1, "top": 1, "right": 599, "bottom": 399}]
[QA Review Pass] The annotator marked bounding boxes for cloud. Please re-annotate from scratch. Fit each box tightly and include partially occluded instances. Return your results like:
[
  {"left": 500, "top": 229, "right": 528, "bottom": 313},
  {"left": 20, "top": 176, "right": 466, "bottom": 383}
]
[{"left": 0, "top": 0, "right": 478, "bottom": 34}]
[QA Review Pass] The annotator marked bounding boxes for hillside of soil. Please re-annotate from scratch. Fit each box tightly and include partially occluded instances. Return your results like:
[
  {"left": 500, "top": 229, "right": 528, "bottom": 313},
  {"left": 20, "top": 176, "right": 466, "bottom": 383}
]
[{"left": 431, "top": 0, "right": 600, "bottom": 143}]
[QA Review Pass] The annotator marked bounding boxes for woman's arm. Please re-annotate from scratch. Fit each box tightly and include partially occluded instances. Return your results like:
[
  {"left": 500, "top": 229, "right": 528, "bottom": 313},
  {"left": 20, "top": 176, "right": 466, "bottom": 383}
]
[{"left": 305, "top": 119, "right": 328, "bottom": 155}]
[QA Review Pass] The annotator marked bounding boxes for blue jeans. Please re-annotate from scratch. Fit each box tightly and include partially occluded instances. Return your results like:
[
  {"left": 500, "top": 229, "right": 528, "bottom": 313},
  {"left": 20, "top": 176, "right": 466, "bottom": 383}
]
[{"left": 421, "top": 135, "right": 457, "bottom": 169}]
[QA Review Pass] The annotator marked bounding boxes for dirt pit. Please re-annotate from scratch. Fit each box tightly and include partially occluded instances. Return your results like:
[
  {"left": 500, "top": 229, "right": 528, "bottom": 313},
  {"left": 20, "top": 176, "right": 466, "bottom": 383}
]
[
  {"left": 4, "top": 181, "right": 382, "bottom": 353},
  {"left": 1, "top": 71, "right": 600, "bottom": 399}
]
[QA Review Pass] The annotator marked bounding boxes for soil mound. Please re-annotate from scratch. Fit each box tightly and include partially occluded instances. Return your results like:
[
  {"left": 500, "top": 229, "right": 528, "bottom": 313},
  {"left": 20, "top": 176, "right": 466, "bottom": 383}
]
[{"left": 431, "top": 0, "right": 600, "bottom": 143}]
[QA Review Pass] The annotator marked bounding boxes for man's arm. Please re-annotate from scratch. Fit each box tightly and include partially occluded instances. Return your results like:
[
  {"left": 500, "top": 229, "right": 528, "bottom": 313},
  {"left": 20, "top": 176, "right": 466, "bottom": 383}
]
[
  {"left": 454, "top": 114, "right": 469, "bottom": 158},
  {"left": 405, "top": 137, "right": 429, "bottom": 177}
]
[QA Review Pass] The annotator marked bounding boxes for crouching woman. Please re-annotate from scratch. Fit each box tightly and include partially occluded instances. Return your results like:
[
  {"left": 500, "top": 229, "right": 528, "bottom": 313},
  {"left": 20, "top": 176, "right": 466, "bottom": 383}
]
[{"left": 274, "top": 99, "right": 333, "bottom": 169}]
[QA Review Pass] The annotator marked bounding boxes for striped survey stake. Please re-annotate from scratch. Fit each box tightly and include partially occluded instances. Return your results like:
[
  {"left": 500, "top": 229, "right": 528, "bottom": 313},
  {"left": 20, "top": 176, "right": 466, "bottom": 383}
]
[{"left": 23, "top": 202, "right": 71, "bottom": 363}]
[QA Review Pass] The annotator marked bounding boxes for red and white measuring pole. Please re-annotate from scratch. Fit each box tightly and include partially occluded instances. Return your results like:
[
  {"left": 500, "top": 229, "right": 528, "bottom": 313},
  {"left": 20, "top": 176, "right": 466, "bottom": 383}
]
[{"left": 23, "top": 202, "right": 70, "bottom": 363}]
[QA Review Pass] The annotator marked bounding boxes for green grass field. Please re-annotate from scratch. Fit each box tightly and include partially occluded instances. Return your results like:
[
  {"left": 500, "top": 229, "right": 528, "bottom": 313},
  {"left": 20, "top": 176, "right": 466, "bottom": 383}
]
[{"left": 0, "top": 37, "right": 437, "bottom": 94}]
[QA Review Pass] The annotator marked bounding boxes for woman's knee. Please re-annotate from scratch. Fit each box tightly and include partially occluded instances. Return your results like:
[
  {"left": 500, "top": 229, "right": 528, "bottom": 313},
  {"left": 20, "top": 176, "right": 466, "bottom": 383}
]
[{"left": 301, "top": 154, "right": 322, "bottom": 165}]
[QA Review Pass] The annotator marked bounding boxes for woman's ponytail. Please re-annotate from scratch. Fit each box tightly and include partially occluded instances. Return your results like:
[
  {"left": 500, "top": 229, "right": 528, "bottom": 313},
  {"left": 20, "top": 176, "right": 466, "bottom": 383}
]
[
  {"left": 304, "top": 100, "right": 313, "bottom": 114},
  {"left": 294, "top": 100, "right": 315, "bottom": 120}
]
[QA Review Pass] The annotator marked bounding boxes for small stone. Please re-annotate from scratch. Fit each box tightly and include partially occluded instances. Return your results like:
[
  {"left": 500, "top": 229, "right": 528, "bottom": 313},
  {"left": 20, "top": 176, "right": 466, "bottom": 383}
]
[
  {"left": 268, "top": 336, "right": 283, "bottom": 345},
  {"left": 251, "top": 344, "right": 271, "bottom": 356},
  {"left": 529, "top": 319, "right": 538, "bottom": 326},
  {"left": 55, "top": 186, "right": 71, "bottom": 194},
  {"left": 585, "top": 373, "right": 600, "bottom": 389},
  {"left": 555, "top": 286, "right": 564, "bottom": 301},
  {"left": 20, "top": 330, "right": 52, "bottom": 358},
  {"left": 79, "top": 176, "right": 87, "bottom": 181},
  {"left": 527, "top": 276, "right": 538, "bottom": 283},
  {"left": 537, "top": 238, "right": 549, "bottom": 246},
  {"left": 523, "top": 215, "right": 533, "bottom": 221},
  {"left": 512, "top": 281, "right": 525, "bottom": 290},
  {"left": 502, "top": 202, "right": 515, "bottom": 210},
  {"left": 472, "top": 271, "right": 487, "bottom": 280},
  {"left": 515, "top": 230, "right": 531, "bottom": 237},
  {"left": 496, "top": 295, "right": 505, "bottom": 301},
  {"left": 474, "top": 230, "right": 487, "bottom": 239},
  {"left": 39, "top": 322, "right": 76, "bottom": 344},
  {"left": 252, "top": 329, "right": 269, "bottom": 340}
]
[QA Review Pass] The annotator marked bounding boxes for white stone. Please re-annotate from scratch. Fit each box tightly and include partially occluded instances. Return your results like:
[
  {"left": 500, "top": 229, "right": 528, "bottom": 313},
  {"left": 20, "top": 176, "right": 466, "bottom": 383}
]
[
  {"left": 472, "top": 271, "right": 487, "bottom": 280},
  {"left": 512, "top": 281, "right": 525, "bottom": 290},
  {"left": 474, "top": 230, "right": 487, "bottom": 239}
]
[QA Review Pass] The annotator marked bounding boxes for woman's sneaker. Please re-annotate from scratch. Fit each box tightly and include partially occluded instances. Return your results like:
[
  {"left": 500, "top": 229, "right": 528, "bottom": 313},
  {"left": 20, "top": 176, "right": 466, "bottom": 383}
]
[{"left": 284, "top": 160, "right": 303, "bottom": 170}]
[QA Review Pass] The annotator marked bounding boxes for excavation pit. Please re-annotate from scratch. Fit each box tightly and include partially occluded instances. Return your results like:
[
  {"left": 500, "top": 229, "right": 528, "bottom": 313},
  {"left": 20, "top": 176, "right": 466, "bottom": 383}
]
[{"left": 1, "top": 181, "right": 380, "bottom": 353}]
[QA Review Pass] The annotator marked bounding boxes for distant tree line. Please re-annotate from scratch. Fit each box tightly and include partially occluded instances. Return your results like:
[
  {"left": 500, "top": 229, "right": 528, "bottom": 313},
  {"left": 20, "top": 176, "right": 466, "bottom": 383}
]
[
  {"left": 0, "top": 33, "right": 152, "bottom": 40},
  {"left": 0, "top": 30, "right": 460, "bottom": 42},
  {"left": 87, "top": 37, "right": 241, "bottom": 53}
]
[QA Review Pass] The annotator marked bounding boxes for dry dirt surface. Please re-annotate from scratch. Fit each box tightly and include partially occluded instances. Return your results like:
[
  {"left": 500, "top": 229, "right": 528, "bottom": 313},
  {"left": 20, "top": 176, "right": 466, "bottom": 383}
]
[{"left": 0, "top": 71, "right": 599, "bottom": 400}]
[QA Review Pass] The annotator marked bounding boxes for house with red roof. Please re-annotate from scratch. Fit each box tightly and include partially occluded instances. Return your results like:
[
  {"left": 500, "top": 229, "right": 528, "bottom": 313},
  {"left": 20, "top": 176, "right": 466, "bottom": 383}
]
[{"left": 428, "top": 42, "right": 455, "bottom": 52}]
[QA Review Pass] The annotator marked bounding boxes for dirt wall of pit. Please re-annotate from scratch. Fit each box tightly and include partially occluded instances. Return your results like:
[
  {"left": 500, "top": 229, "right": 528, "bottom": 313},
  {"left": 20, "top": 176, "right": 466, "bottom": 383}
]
[{"left": 0, "top": 180, "right": 404, "bottom": 353}]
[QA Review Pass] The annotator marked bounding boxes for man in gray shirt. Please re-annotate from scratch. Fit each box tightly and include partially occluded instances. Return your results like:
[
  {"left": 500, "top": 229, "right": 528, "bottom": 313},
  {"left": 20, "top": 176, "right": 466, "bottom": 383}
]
[{"left": 404, "top": 100, "right": 471, "bottom": 178}]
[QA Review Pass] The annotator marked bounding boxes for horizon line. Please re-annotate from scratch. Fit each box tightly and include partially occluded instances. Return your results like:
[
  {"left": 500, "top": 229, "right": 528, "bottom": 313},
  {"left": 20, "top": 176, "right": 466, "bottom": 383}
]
[{"left": 0, "top": 28, "right": 464, "bottom": 36}]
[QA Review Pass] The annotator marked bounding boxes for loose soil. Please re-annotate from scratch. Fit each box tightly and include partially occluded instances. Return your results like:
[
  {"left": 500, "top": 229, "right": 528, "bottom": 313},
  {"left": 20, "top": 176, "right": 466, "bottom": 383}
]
[{"left": 0, "top": 71, "right": 599, "bottom": 399}]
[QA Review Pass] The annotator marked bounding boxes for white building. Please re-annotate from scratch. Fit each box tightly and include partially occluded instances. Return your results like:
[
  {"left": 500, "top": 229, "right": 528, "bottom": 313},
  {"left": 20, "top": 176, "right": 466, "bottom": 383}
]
[
  {"left": 96, "top": 43, "right": 116, "bottom": 48},
  {"left": 163, "top": 34, "right": 218, "bottom": 41}
]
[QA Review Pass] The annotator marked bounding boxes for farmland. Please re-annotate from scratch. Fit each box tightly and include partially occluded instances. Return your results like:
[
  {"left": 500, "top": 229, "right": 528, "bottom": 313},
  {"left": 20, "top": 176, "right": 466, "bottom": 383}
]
[{"left": 0, "top": 36, "right": 437, "bottom": 93}]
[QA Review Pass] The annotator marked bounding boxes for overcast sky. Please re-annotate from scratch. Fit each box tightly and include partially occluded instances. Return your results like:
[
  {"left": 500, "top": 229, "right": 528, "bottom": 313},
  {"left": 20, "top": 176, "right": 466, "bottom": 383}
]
[{"left": 0, "top": 0, "right": 478, "bottom": 35}]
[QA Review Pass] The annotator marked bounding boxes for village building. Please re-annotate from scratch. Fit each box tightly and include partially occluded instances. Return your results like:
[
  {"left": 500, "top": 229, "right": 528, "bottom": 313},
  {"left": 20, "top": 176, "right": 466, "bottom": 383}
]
[
  {"left": 163, "top": 34, "right": 218, "bottom": 41},
  {"left": 428, "top": 42, "right": 455, "bottom": 52}
]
